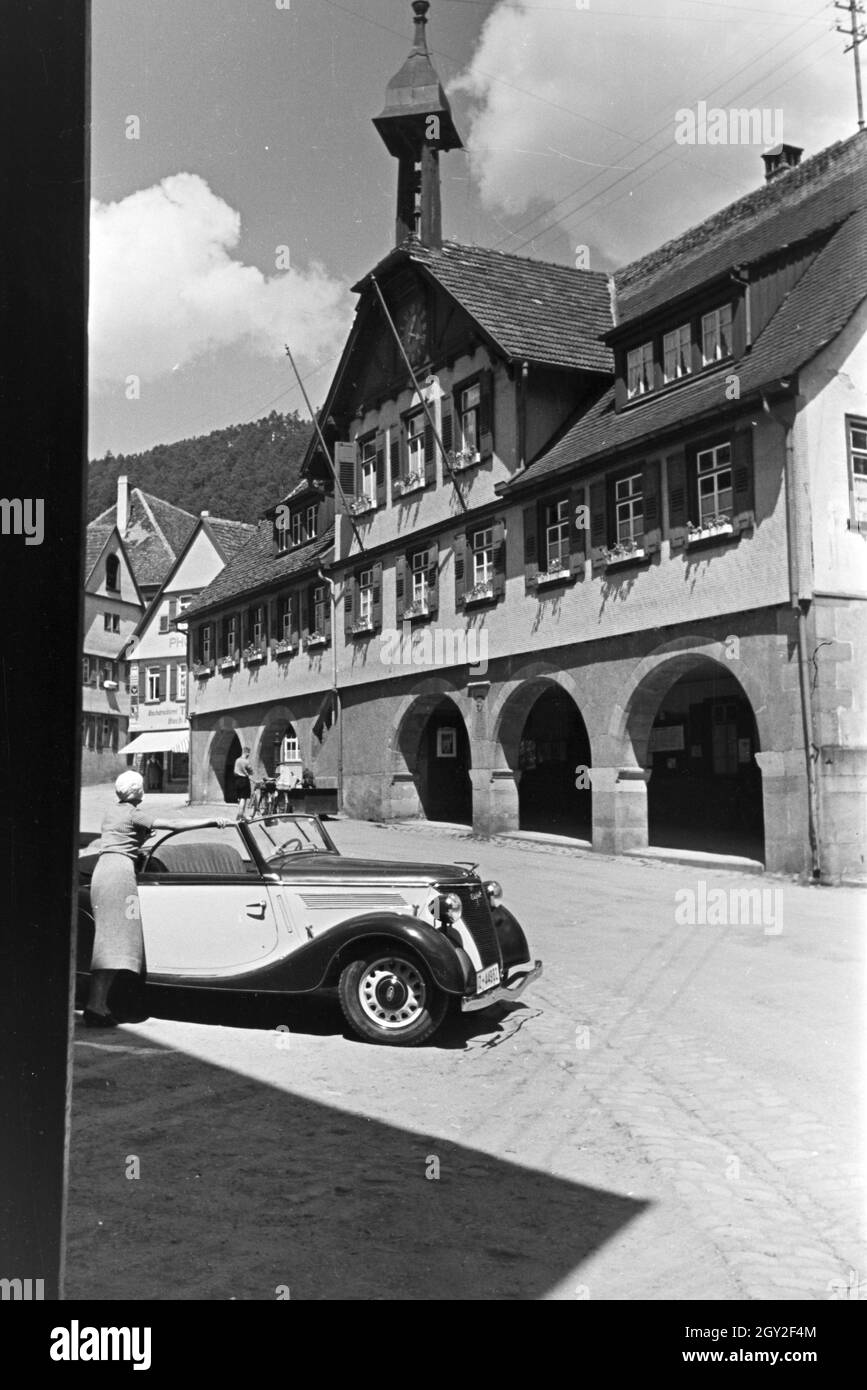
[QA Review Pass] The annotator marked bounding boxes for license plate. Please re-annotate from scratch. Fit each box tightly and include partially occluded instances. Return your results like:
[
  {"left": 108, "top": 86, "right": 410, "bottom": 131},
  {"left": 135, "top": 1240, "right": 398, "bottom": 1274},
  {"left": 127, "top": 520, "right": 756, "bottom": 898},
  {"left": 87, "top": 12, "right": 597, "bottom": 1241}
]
[{"left": 476, "top": 964, "right": 500, "bottom": 994}]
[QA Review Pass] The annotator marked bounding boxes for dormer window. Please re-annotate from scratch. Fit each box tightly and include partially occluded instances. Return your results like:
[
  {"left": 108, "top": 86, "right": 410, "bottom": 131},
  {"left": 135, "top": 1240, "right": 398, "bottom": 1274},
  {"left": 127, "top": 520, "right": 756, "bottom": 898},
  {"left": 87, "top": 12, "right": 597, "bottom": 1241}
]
[
  {"left": 701, "top": 305, "right": 732, "bottom": 365},
  {"left": 306, "top": 504, "right": 318, "bottom": 540},
  {"left": 627, "top": 343, "right": 654, "bottom": 399},
  {"left": 291, "top": 512, "right": 302, "bottom": 546},
  {"left": 458, "top": 382, "right": 481, "bottom": 457},
  {"left": 360, "top": 437, "right": 377, "bottom": 502},
  {"left": 663, "top": 325, "right": 692, "bottom": 383}
]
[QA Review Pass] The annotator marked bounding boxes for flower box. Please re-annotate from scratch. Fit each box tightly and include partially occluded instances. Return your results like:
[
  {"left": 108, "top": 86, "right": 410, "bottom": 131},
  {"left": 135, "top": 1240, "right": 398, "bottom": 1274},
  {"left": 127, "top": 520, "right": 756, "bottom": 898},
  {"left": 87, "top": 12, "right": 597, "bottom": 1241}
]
[
  {"left": 396, "top": 470, "right": 426, "bottom": 496},
  {"left": 403, "top": 597, "right": 430, "bottom": 619},
  {"left": 686, "top": 515, "right": 734, "bottom": 547},
  {"left": 598, "top": 540, "right": 647, "bottom": 569},
  {"left": 243, "top": 644, "right": 266, "bottom": 665},
  {"left": 449, "top": 448, "right": 480, "bottom": 473},
  {"left": 305, "top": 631, "right": 327, "bottom": 650},
  {"left": 352, "top": 617, "right": 375, "bottom": 636},
  {"left": 273, "top": 638, "right": 297, "bottom": 659},
  {"left": 349, "top": 496, "right": 376, "bottom": 516},
  {"left": 219, "top": 654, "right": 239, "bottom": 672},
  {"left": 192, "top": 662, "right": 214, "bottom": 679},
  {"left": 464, "top": 579, "right": 494, "bottom": 605}
]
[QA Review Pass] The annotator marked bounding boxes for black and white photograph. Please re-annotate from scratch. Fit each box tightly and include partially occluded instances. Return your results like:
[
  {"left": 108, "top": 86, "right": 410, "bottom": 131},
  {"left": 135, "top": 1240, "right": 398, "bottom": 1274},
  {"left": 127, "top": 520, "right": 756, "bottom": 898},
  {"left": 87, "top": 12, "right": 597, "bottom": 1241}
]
[{"left": 3, "top": 0, "right": 867, "bottom": 1343}]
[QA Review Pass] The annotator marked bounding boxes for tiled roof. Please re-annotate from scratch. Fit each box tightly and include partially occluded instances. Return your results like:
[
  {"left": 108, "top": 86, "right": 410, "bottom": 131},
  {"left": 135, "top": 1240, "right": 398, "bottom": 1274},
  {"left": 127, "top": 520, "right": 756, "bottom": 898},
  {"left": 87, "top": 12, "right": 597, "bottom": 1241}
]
[
  {"left": 614, "top": 131, "right": 867, "bottom": 323},
  {"left": 90, "top": 488, "right": 197, "bottom": 588},
  {"left": 84, "top": 524, "right": 113, "bottom": 579},
  {"left": 184, "top": 523, "right": 334, "bottom": 617},
  {"left": 205, "top": 517, "right": 256, "bottom": 560},
  {"left": 507, "top": 206, "right": 867, "bottom": 490},
  {"left": 360, "top": 240, "right": 614, "bottom": 373}
]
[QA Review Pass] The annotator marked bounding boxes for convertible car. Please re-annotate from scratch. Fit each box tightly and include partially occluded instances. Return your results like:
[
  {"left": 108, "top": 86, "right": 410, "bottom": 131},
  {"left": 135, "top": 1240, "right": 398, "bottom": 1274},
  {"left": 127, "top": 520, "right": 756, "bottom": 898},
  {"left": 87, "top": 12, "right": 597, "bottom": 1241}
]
[{"left": 76, "top": 814, "right": 542, "bottom": 1046}]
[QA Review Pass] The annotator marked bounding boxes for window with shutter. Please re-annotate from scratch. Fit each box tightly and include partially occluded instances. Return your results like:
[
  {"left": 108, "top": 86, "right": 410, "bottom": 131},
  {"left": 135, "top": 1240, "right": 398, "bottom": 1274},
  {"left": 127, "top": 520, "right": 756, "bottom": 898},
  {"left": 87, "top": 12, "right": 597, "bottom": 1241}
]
[
  {"left": 666, "top": 452, "right": 688, "bottom": 548},
  {"left": 375, "top": 432, "right": 386, "bottom": 507},
  {"left": 335, "top": 441, "right": 357, "bottom": 500},
  {"left": 372, "top": 561, "right": 383, "bottom": 630},
  {"left": 390, "top": 431, "right": 402, "bottom": 499},
  {"left": 344, "top": 573, "right": 355, "bottom": 637},
  {"left": 426, "top": 547, "right": 439, "bottom": 617},
  {"left": 440, "top": 400, "right": 453, "bottom": 463},
  {"left": 394, "top": 554, "right": 406, "bottom": 621},
  {"left": 169, "top": 663, "right": 177, "bottom": 702},
  {"left": 732, "top": 429, "right": 755, "bottom": 519},
  {"left": 568, "top": 486, "right": 587, "bottom": 575},
  {"left": 492, "top": 519, "right": 506, "bottom": 598},
  {"left": 642, "top": 460, "right": 662, "bottom": 551},
  {"left": 453, "top": 533, "right": 466, "bottom": 608},
  {"left": 478, "top": 368, "right": 494, "bottom": 459},
  {"left": 589, "top": 481, "right": 607, "bottom": 560},
  {"left": 424, "top": 417, "right": 436, "bottom": 486}
]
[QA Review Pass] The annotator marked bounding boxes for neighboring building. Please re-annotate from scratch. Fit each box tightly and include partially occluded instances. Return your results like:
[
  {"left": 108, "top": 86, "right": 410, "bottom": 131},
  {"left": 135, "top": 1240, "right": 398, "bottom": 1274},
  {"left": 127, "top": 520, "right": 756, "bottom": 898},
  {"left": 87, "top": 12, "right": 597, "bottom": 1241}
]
[
  {"left": 121, "top": 512, "right": 254, "bottom": 790},
  {"left": 89, "top": 476, "right": 198, "bottom": 606},
  {"left": 81, "top": 523, "right": 144, "bottom": 787},
  {"left": 185, "top": 1, "right": 867, "bottom": 881}
]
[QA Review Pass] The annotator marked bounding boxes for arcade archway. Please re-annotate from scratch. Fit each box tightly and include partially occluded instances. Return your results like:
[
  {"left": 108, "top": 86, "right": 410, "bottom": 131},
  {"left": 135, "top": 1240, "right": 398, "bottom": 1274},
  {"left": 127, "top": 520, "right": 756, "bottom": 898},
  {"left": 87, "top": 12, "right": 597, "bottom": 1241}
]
[
  {"left": 498, "top": 679, "right": 592, "bottom": 838},
  {"left": 397, "top": 694, "right": 472, "bottom": 825}
]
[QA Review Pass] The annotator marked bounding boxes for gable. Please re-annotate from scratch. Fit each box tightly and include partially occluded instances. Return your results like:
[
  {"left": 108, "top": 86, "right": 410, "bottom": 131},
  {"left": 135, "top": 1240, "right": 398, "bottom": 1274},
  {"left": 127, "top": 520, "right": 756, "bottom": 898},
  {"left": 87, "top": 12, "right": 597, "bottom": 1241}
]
[{"left": 168, "top": 527, "right": 224, "bottom": 594}]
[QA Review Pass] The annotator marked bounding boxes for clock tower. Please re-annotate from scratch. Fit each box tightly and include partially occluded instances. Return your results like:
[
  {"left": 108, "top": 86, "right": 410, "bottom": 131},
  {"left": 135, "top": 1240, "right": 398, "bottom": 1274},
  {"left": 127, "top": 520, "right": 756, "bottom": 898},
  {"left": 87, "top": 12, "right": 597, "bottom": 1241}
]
[{"left": 373, "top": 1, "right": 463, "bottom": 250}]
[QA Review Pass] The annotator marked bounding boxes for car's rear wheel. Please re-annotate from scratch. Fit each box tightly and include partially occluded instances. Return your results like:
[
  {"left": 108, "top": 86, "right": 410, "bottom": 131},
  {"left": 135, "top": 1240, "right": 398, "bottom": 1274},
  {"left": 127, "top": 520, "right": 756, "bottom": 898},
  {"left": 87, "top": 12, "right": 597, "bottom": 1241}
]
[{"left": 338, "top": 949, "right": 448, "bottom": 1046}]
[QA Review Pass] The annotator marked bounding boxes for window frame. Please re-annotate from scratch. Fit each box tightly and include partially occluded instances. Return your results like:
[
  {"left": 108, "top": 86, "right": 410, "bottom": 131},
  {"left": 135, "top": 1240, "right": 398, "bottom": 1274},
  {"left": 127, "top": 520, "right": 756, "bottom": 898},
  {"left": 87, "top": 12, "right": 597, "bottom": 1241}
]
[
  {"left": 701, "top": 303, "right": 733, "bottom": 366},
  {"left": 695, "top": 441, "right": 734, "bottom": 524},
  {"left": 543, "top": 497, "right": 570, "bottom": 571},
  {"left": 663, "top": 324, "right": 692, "bottom": 384},
  {"left": 613, "top": 472, "right": 645, "bottom": 546},
  {"left": 145, "top": 665, "right": 162, "bottom": 703},
  {"left": 405, "top": 408, "right": 426, "bottom": 480},
  {"left": 359, "top": 435, "right": 378, "bottom": 502},
  {"left": 846, "top": 415, "right": 867, "bottom": 531},
  {"left": 626, "top": 342, "right": 654, "bottom": 399}
]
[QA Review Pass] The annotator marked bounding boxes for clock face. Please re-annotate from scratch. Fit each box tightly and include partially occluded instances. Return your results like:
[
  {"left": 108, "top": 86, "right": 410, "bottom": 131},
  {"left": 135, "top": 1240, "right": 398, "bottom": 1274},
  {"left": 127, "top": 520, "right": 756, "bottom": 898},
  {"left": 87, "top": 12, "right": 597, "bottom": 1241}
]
[{"left": 396, "top": 298, "right": 428, "bottom": 365}]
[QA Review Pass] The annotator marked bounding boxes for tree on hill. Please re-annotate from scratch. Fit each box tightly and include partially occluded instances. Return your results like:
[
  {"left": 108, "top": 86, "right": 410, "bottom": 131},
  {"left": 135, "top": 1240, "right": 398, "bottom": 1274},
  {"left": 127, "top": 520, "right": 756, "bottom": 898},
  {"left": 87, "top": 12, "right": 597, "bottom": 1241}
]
[{"left": 88, "top": 410, "right": 314, "bottom": 523}]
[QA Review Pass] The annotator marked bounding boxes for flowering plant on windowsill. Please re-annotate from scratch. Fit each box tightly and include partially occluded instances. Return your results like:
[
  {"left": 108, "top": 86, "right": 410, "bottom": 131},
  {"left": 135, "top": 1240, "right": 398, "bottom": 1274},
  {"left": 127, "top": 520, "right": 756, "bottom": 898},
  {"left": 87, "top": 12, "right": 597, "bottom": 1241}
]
[
  {"left": 599, "top": 538, "right": 646, "bottom": 566},
  {"left": 465, "top": 578, "right": 494, "bottom": 604},
  {"left": 450, "top": 447, "right": 480, "bottom": 472},
  {"left": 305, "top": 631, "right": 327, "bottom": 649},
  {"left": 534, "top": 555, "right": 573, "bottom": 585},
  {"left": 273, "top": 637, "right": 297, "bottom": 657},
  {"left": 396, "top": 468, "right": 426, "bottom": 496},
  {"left": 349, "top": 495, "right": 376, "bottom": 516},
  {"left": 219, "top": 653, "right": 239, "bottom": 671},
  {"left": 687, "top": 513, "right": 734, "bottom": 543},
  {"left": 352, "top": 616, "right": 374, "bottom": 635},
  {"left": 192, "top": 661, "right": 214, "bottom": 678},
  {"left": 243, "top": 643, "right": 266, "bottom": 664},
  {"left": 403, "top": 596, "right": 429, "bottom": 619}
]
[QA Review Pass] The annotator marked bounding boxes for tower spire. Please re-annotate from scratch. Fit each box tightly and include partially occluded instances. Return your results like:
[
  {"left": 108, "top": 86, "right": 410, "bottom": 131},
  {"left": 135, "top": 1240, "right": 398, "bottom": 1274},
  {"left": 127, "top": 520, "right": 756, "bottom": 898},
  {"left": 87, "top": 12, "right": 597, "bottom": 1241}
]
[{"left": 373, "top": 1, "right": 463, "bottom": 249}]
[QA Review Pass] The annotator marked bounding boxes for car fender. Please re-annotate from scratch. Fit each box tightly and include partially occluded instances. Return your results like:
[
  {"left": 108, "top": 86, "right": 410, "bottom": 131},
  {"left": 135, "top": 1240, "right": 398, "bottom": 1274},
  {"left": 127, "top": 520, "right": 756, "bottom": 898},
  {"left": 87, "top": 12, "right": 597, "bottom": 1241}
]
[
  {"left": 259, "top": 913, "right": 471, "bottom": 995},
  {"left": 492, "top": 905, "right": 532, "bottom": 969}
]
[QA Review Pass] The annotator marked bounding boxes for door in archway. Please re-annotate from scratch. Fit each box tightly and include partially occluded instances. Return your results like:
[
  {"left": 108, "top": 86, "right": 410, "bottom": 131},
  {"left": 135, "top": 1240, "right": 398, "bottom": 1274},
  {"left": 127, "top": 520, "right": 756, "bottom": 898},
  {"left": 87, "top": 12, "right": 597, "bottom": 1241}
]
[
  {"left": 221, "top": 733, "right": 242, "bottom": 803},
  {"left": 517, "top": 686, "right": 591, "bottom": 837},
  {"left": 412, "top": 700, "right": 472, "bottom": 825},
  {"left": 646, "top": 669, "right": 764, "bottom": 859}
]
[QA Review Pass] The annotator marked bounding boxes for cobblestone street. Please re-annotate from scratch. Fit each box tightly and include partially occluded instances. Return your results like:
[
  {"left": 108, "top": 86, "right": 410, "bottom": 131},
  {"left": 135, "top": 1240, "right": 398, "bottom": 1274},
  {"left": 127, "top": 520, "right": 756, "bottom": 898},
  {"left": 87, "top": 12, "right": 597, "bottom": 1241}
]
[{"left": 67, "top": 792, "right": 866, "bottom": 1301}]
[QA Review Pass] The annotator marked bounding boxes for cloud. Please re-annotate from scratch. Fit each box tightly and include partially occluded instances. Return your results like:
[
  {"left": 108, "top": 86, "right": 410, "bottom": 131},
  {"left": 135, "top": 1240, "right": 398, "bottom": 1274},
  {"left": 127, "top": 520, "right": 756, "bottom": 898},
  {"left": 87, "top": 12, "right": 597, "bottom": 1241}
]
[
  {"left": 450, "top": 0, "right": 850, "bottom": 265},
  {"left": 89, "top": 173, "right": 352, "bottom": 388}
]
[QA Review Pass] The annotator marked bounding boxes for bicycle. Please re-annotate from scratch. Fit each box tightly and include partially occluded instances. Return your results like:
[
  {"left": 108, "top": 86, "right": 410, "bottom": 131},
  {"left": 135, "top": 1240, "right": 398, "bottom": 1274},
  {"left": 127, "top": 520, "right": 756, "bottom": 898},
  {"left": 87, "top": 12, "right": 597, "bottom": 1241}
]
[{"left": 247, "top": 778, "right": 295, "bottom": 817}]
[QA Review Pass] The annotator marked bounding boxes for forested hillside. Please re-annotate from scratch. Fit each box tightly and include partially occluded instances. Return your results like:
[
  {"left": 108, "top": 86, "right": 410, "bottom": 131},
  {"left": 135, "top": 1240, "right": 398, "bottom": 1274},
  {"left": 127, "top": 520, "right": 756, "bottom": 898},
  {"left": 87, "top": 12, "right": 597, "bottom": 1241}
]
[{"left": 88, "top": 410, "right": 313, "bottom": 524}]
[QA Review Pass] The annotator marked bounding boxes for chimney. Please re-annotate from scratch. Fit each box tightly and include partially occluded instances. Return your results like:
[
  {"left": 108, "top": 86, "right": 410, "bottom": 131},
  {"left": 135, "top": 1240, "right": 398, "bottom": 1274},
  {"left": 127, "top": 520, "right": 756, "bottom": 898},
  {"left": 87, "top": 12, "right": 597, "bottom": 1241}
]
[
  {"left": 116, "top": 474, "right": 129, "bottom": 534},
  {"left": 761, "top": 142, "right": 803, "bottom": 182},
  {"left": 200, "top": 509, "right": 210, "bottom": 518}
]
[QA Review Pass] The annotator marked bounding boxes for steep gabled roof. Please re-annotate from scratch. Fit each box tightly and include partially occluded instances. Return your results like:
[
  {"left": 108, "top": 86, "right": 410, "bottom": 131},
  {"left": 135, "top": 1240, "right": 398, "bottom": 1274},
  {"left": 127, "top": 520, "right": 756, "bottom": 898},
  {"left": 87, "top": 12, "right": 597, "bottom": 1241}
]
[
  {"left": 614, "top": 130, "right": 867, "bottom": 324},
  {"left": 89, "top": 488, "right": 198, "bottom": 588},
  {"left": 85, "top": 524, "right": 113, "bottom": 578},
  {"left": 184, "top": 524, "right": 334, "bottom": 617},
  {"left": 506, "top": 204, "right": 867, "bottom": 491},
  {"left": 353, "top": 239, "right": 614, "bottom": 373},
  {"left": 204, "top": 516, "right": 257, "bottom": 562}
]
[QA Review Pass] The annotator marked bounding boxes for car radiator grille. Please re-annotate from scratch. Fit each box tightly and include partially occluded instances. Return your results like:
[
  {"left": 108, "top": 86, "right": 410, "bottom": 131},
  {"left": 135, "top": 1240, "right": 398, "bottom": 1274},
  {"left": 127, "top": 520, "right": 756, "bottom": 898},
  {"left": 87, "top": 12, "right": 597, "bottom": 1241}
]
[{"left": 450, "top": 886, "right": 502, "bottom": 969}]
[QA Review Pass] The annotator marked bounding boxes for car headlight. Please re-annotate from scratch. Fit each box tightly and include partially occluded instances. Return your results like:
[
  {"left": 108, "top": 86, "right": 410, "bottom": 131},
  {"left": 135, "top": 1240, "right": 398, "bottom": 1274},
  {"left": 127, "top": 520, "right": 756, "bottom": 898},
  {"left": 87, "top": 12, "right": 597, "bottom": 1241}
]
[
  {"left": 484, "top": 880, "right": 503, "bottom": 903},
  {"left": 438, "top": 892, "right": 463, "bottom": 924}
]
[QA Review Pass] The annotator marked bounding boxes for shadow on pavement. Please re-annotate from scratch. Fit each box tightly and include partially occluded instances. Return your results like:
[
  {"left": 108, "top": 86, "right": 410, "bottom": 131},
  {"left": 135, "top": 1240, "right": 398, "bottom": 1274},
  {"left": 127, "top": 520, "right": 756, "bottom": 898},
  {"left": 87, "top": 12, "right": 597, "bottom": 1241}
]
[{"left": 67, "top": 1025, "right": 650, "bottom": 1301}]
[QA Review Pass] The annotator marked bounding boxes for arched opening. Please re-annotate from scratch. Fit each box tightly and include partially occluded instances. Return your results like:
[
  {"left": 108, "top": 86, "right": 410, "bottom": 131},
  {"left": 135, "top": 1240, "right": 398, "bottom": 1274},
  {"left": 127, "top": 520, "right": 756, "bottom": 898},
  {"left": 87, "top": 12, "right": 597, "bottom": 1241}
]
[
  {"left": 645, "top": 667, "right": 764, "bottom": 860},
  {"left": 261, "top": 720, "right": 302, "bottom": 787},
  {"left": 513, "top": 685, "right": 592, "bottom": 837},
  {"left": 105, "top": 553, "right": 120, "bottom": 592},
  {"left": 398, "top": 695, "right": 472, "bottom": 825},
  {"left": 208, "top": 729, "right": 242, "bottom": 803}
]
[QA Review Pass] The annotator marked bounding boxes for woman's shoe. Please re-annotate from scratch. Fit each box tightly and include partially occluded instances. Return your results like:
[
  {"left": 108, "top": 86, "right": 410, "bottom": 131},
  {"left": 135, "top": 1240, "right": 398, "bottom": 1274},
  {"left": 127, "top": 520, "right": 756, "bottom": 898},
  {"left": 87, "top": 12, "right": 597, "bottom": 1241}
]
[{"left": 82, "top": 1008, "right": 119, "bottom": 1028}]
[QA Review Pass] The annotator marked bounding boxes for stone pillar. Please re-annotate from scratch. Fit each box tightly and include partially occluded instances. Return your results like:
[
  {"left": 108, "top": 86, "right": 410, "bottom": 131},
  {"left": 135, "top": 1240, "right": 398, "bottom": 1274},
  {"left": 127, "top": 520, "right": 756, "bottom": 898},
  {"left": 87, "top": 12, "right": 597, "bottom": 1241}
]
[
  {"left": 591, "top": 765, "right": 650, "bottom": 855},
  {"left": 471, "top": 767, "right": 520, "bottom": 836},
  {"left": 817, "top": 746, "right": 867, "bottom": 883},
  {"left": 389, "top": 771, "right": 421, "bottom": 821},
  {"left": 754, "top": 749, "right": 811, "bottom": 876}
]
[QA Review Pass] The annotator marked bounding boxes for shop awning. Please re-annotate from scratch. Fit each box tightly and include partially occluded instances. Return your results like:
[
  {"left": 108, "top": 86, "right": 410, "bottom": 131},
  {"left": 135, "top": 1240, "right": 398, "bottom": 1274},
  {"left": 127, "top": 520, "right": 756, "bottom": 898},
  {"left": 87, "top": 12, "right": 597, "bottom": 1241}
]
[{"left": 118, "top": 730, "right": 190, "bottom": 756}]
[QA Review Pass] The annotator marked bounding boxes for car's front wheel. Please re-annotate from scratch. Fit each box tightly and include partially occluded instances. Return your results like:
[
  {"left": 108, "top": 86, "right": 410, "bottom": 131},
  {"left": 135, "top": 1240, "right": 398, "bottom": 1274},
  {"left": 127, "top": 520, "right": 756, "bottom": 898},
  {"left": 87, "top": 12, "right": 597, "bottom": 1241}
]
[{"left": 338, "top": 949, "right": 448, "bottom": 1046}]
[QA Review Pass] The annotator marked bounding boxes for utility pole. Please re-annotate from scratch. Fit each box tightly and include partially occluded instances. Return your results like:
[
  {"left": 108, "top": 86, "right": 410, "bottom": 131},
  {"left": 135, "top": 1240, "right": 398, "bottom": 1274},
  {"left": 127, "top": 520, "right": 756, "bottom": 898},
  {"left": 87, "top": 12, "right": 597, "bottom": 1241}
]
[{"left": 835, "top": 0, "right": 866, "bottom": 131}]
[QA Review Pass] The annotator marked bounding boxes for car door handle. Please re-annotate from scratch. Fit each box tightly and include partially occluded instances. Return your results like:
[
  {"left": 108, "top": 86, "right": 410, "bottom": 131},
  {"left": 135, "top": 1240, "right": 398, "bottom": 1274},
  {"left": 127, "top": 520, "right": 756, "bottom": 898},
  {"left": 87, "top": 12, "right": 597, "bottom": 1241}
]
[{"left": 245, "top": 901, "right": 267, "bottom": 918}]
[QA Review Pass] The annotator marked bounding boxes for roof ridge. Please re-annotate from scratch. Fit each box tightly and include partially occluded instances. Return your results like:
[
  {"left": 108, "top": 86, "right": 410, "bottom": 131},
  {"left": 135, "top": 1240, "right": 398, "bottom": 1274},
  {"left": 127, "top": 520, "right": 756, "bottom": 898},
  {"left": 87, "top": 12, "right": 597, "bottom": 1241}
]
[
  {"left": 131, "top": 488, "right": 174, "bottom": 559},
  {"left": 617, "top": 129, "right": 867, "bottom": 290},
  {"left": 429, "top": 238, "right": 610, "bottom": 279}
]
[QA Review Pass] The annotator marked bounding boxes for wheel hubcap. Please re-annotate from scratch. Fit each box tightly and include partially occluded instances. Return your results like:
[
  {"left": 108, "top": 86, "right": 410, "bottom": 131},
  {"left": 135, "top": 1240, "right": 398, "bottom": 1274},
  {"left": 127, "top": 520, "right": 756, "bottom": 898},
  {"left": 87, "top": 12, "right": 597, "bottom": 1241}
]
[{"left": 358, "top": 958, "right": 426, "bottom": 1029}]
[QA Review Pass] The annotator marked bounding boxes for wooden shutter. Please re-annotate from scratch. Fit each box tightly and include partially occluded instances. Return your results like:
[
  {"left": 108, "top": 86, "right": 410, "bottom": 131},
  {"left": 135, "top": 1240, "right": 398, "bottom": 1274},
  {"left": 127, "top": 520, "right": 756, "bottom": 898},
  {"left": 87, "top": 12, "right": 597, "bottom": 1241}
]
[
  {"left": 290, "top": 593, "right": 300, "bottom": 647},
  {"left": 375, "top": 431, "right": 386, "bottom": 507},
  {"left": 569, "top": 485, "right": 586, "bottom": 575},
  {"left": 168, "top": 597, "right": 178, "bottom": 624},
  {"left": 667, "top": 450, "right": 688, "bottom": 548},
  {"left": 322, "top": 586, "right": 332, "bottom": 641},
  {"left": 732, "top": 428, "right": 755, "bottom": 517},
  {"left": 395, "top": 554, "right": 406, "bottom": 621},
  {"left": 492, "top": 519, "right": 506, "bottom": 599},
  {"left": 642, "top": 460, "right": 662, "bottom": 552},
  {"left": 589, "top": 480, "right": 608, "bottom": 559},
  {"left": 372, "top": 562, "right": 383, "bottom": 631},
  {"left": 523, "top": 505, "right": 538, "bottom": 590},
  {"left": 453, "top": 532, "right": 467, "bottom": 608},
  {"left": 268, "top": 598, "right": 278, "bottom": 644},
  {"left": 301, "top": 586, "right": 311, "bottom": 644},
  {"left": 441, "top": 400, "right": 453, "bottom": 461},
  {"left": 390, "top": 430, "right": 402, "bottom": 498},
  {"left": 344, "top": 572, "right": 355, "bottom": 637},
  {"left": 336, "top": 441, "right": 356, "bottom": 500},
  {"left": 478, "top": 368, "right": 494, "bottom": 460},
  {"left": 424, "top": 417, "right": 436, "bottom": 486},
  {"left": 169, "top": 662, "right": 177, "bottom": 702},
  {"left": 427, "top": 545, "right": 439, "bottom": 617}
]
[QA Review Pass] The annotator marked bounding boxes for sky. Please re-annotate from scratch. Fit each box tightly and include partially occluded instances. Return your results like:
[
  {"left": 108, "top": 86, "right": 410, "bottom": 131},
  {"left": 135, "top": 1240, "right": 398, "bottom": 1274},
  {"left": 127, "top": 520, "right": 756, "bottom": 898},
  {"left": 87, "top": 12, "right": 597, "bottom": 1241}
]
[{"left": 89, "top": 0, "right": 861, "bottom": 458}]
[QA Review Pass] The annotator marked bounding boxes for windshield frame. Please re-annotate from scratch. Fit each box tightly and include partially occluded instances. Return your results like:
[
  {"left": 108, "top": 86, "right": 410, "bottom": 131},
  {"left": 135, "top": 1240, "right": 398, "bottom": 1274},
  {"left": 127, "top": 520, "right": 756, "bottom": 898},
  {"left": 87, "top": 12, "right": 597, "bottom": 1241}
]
[{"left": 242, "top": 813, "right": 339, "bottom": 871}]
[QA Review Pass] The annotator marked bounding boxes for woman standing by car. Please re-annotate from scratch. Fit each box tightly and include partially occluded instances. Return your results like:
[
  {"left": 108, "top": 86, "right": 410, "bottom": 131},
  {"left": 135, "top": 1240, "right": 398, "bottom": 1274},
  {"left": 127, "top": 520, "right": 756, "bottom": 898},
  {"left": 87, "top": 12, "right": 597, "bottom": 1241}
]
[{"left": 83, "top": 770, "right": 229, "bottom": 1027}]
